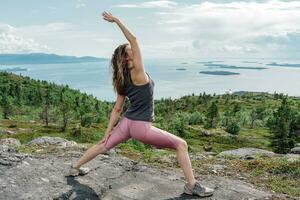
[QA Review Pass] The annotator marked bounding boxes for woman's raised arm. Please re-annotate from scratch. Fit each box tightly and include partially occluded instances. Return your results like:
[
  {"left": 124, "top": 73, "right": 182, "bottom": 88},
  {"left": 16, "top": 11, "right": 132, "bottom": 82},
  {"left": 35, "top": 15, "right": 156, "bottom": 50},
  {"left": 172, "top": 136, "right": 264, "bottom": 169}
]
[
  {"left": 102, "top": 11, "right": 144, "bottom": 72},
  {"left": 102, "top": 11, "right": 136, "bottom": 42}
]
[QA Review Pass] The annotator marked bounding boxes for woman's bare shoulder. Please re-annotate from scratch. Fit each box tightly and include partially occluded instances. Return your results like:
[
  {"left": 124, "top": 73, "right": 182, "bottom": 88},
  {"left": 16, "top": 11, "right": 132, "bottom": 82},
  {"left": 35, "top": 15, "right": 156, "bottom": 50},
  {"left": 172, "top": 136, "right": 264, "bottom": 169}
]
[{"left": 130, "top": 68, "right": 149, "bottom": 85}]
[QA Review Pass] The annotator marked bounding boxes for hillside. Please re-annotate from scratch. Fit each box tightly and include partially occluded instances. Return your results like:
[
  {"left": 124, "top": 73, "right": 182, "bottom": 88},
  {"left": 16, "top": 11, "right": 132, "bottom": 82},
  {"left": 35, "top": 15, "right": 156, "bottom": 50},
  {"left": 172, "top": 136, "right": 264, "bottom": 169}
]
[
  {"left": 0, "top": 53, "right": 108, "bottom": 65},
  {"left": 0, "top": 72, "right": 299, "bottom": 199}
]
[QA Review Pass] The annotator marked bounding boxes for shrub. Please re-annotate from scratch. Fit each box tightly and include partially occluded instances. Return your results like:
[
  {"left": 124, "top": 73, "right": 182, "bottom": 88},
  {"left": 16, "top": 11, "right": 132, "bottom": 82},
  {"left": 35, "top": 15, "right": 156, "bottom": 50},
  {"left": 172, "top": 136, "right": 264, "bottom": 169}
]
[
  {"left": 188, "top": 111, "right": 204, "bottom": 125},
  {"left": 225, "top": 119, "right": 240, "bottom": 135},
  {"left": 168, "top": 112, "right": 189, "bottom": 138},
  {"left": 81, "top": 114, "right": 93, "bottom": 128}
]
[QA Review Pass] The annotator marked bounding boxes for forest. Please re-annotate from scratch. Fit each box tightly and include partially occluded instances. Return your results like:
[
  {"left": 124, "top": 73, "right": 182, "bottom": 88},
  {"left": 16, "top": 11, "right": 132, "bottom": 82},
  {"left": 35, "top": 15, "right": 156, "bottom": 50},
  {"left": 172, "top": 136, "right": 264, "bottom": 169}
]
[{"left": 1, "top": 71, "right": 299, "bottom": 154}]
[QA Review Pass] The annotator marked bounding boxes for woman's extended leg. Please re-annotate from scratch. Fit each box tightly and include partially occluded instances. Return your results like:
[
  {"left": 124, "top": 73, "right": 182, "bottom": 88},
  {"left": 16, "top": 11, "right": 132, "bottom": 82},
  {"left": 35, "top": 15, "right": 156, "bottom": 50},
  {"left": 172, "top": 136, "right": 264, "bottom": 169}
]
[
  {"left": 175, "top": 139, "right": 196, "bottom": 186},
  {"left": 72, "top": 117, "right": 131, "bottom": 169},
  {"left": 128, "top": 120, "right": 196, "bottom": 186},
  {"left": 72, "top": 142, "right": 108, "bottom": 169}
]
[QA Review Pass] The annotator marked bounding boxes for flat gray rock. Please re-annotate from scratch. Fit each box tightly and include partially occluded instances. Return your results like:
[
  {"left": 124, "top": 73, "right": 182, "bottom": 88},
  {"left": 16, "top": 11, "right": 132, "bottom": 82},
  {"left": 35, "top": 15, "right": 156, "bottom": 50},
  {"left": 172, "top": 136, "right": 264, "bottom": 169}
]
[
  {"left": 0, "top": 129, "right": 16, "bottom": 135},
  {"left": 0, "top": 150, "right": 279, "bottom": 200},
  {"left": 27, "top": 136, "right": 82, "bottom": 150},
  {"left": 27, "top": 136, "right": 69, "bottom": 146},
  {"left": 0, "top": 138, "right": 21, "bottom": 147},
  {"left": 291, "top": 147, "right": 300, "bottom": 154},
  {"left": 217, "top": 147, "right": 275, "bottom": 159}
]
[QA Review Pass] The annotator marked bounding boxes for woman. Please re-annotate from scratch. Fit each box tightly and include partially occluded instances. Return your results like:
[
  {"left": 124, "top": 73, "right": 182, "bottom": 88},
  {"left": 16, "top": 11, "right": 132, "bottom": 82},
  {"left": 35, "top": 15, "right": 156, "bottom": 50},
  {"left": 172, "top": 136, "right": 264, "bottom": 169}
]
[{"left": 66, "top": 11, "right": 214, "bottom": 197}]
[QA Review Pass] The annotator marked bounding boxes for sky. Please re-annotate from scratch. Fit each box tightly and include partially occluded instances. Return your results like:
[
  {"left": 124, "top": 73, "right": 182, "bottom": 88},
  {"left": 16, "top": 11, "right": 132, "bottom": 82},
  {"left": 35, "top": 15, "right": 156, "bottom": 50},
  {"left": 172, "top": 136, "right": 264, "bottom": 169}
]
[{"left": 0, "top": 0, "right": 300, "bottom": 59}]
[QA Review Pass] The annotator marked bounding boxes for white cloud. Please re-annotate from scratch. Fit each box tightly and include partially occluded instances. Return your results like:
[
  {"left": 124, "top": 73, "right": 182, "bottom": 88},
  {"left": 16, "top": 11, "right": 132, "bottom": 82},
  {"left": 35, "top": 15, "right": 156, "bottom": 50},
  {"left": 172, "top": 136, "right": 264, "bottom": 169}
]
[
  {"left": 114, "top": 0, "right": 178, "bottom": 9},
  {"left": 0, "top": 22, "right": 116, "bottom": 56},
  {"left": 76, "top": 0, "right": 86, "bottom": 8},
  {"left": 19, "top": 23, "right": 77, "bottom": 37},
  {"left": 1, "top": 0, "right": 299, "bottom": 59},
  {"left": 0, "top": 23, "right": 49, "bottom": 54},
  {"left": 153, "top": 0, "right": 300, "bottom": 58}
]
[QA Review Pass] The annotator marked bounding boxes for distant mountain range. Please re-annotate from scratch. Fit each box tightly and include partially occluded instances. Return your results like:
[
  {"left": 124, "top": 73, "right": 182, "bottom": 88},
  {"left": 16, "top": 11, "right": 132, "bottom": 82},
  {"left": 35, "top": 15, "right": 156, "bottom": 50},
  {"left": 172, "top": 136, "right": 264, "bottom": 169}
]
[{"left": 0, "top": 53, "right": 108, "bottom": 65}]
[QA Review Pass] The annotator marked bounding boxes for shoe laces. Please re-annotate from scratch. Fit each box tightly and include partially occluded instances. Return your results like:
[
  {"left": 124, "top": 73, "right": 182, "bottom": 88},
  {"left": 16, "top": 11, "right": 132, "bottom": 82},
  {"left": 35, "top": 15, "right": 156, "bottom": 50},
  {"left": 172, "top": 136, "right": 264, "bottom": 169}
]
[{"left": 194, "top": 182, "right": 206, "bottom": 191}]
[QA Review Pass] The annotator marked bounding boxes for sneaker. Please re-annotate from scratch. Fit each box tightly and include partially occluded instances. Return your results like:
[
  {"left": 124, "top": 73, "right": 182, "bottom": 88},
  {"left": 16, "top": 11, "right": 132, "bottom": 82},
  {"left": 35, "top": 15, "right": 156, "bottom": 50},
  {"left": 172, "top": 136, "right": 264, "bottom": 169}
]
[
  {"left": 65, "top": 165, "right": 90, "bottom": 177},
  {"left": 184, "top": 181, "right": 214, "bottom": 197}
]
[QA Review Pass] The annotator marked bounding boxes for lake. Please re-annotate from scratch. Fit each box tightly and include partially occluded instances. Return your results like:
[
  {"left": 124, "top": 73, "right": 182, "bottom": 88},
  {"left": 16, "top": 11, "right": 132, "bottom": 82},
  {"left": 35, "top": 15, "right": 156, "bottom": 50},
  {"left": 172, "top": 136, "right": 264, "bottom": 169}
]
[{"left": 1, "top": 58, "right": 300, "bottom": 102}]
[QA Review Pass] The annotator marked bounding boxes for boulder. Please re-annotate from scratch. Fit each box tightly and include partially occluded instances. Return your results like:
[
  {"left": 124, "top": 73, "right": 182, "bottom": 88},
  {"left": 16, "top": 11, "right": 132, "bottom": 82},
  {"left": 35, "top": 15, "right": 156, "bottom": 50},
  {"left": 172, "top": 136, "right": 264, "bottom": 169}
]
[
  {"left": 28, "top": 136, "right": 68, "bottom": 146},
  {"left": 0, "top": 138, "right": 21, "bottom": 147},
  {"left": 0, "top": 129, "right": 16, "bottom": 135},
  {"left": 290, "top": 147, "right": 300, "bottom": 154},
  {"left": 217, "top": 147, "right": 275, "bottom": 159},
  {"left": 201, "top": 129, "right": 210, "bottom": 136},
  {"left": 27, "top": 136, "right": 80, "bottom": 150}
]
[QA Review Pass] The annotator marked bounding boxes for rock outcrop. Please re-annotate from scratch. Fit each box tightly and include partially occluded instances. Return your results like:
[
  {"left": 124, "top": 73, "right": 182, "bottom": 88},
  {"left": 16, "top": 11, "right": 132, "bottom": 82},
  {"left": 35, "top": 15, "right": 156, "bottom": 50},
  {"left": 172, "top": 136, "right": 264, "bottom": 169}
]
[
  {"left": 1, "top": 150, "right": 283, "bottom": 199},
  {"left": 0, "top": 138, "right": 21, "bottom": 147},
  {"left": 217, "top": 147, "right": 275, "bottom": 159},
  {"left": 0, "top": 138, "right": 295, "bottom": 199},
  {"left": 291, "top": 147, "right": 300, "bottom": 154},
  {"left": 27, "top": 136, "right": 83, "bottom": 150}
]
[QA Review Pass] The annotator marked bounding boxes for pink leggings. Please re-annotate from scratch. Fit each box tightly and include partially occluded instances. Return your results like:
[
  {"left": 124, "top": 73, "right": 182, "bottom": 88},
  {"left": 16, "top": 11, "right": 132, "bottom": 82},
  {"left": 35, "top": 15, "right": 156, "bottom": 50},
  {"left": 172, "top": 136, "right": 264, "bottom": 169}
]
[{"left": 104, "top": 116, "right": 183, "bottom": 150}]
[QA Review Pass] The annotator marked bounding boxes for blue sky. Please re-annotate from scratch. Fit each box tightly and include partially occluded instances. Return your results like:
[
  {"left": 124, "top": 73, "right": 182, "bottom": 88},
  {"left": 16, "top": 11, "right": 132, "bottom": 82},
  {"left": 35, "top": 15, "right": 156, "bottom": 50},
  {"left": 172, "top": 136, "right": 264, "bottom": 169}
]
[{"left": 0, "top": 0, "right": 299, "bottom": 59}]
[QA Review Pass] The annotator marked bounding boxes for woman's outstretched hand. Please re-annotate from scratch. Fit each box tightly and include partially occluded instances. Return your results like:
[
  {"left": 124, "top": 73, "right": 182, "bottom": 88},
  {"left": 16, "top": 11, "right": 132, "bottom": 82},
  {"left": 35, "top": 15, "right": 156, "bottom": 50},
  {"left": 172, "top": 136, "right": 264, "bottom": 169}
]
[{"left": 102, "top": 11, "right": 118, "bottom": 23}]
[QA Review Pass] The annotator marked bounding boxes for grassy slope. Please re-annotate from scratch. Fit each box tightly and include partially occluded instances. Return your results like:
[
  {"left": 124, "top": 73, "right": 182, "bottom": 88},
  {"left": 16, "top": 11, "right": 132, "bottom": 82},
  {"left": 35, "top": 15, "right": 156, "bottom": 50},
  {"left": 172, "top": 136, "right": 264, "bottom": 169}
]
[{"left": 0, "top": 72, "right": 299, "bottom": 198}]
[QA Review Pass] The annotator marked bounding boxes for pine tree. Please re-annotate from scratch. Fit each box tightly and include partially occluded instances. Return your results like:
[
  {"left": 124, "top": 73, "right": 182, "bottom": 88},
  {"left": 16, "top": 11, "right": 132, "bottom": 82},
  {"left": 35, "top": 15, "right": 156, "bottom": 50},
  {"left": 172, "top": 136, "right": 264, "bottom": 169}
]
[
  {"left": 79, "top": 95, "right": 93, "bottom": 127},
  {"left": 0, "top": 86, "right": 13, "bottom": 119},
  {"left": 41, "top": 86, "right": 52, "bottom": 127},
  {"left": 222, "top": 106, "right": 241, "bottom": 135},
  {"left": 59, "top": 88, "right": 72, "bottom": 132},
  {"left": 205, "top": 101, "right": 219, "bottom": 128},
  {"left": 268, "top": 96, "right": 295, "bottom": 154}
]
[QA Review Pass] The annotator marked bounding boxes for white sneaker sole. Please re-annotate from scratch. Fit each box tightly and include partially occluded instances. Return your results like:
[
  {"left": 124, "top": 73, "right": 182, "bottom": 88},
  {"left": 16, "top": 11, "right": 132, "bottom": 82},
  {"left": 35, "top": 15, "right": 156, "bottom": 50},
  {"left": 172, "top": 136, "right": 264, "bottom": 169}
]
[{"left": 183, "top": 185, "right": 214, "bottom": 197}]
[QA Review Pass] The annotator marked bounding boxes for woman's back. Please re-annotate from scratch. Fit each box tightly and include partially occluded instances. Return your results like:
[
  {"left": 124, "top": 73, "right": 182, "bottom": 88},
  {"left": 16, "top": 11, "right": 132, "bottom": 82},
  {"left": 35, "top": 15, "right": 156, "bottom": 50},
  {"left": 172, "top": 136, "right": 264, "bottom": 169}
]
[{"left": 124, "top": 72, "right": 155, "bottom": 122}]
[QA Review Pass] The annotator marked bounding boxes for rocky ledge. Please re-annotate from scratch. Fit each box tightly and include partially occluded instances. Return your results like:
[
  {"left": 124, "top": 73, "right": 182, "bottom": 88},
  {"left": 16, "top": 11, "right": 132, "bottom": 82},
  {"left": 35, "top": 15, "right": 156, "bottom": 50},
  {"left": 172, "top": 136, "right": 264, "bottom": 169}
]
[{"left": 0, "top": 137, "right": 298, "bottom": 200}]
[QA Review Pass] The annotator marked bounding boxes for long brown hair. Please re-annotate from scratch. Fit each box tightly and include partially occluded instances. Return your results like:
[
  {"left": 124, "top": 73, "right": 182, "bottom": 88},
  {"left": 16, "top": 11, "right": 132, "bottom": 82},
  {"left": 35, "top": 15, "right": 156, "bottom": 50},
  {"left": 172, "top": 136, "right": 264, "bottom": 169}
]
[{"left": 110, "top": 43, "right": 131, "bottom": 95}]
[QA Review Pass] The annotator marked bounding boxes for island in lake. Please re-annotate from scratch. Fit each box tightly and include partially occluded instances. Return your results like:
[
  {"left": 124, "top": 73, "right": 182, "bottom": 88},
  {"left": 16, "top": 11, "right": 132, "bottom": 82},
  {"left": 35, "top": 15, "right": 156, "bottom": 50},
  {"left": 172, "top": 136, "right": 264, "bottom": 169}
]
[
  {"left": 0, "top": 53, "right": 108, "bottom": 65},
  {"left": 266, "top": 62, "right": 300, "bottom": 68},
  {"left": 176, "top": 68, "right": 187, "bottom": 70},
  {"left": 242, "top": 61, "right": 263, "bottom": 64},
  {"left": 0, "top": 67, "right": 27, "bottom": 72},
  {"left": 197, "top": 61, "right": 223, "bottom": 64},
  {"left": 204, "top": 63, "right": 267, "bottom": 70},
  {"left": 199, "top": 71, "right": 240, "bottom": 76}
]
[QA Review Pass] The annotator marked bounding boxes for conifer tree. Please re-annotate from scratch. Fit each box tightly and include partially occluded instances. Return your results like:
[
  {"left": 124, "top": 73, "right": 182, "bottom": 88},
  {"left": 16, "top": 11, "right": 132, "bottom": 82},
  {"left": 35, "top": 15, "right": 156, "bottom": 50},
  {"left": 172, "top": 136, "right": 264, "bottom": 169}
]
[
  {"left": 59, "top": 88, "right": 72, "bottom": 132},
  {"left": 268, "top": 96, "right": 295, "bottom": 153},
  {"left": 205, "top": 101, "right": 219, "bottom": 128},
  {"left": 0, "top": 86, "right": 13, "bottom": 119},
  {"left": 41, "top": 86, "right": 52, "bottom": 127}
]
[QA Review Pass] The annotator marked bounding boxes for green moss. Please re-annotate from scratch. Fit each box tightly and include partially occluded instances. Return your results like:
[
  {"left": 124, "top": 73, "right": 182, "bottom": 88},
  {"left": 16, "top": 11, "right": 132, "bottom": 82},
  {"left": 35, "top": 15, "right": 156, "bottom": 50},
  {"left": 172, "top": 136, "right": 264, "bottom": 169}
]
[
  {"left": 229, "top": 157, "right": 300, "bottom": 197},
  {"left": 16, "top": 145, "right": 39, "bottom": 154},
  {"left": 268, "top": 177, "right": 300, "bottom": 197}
]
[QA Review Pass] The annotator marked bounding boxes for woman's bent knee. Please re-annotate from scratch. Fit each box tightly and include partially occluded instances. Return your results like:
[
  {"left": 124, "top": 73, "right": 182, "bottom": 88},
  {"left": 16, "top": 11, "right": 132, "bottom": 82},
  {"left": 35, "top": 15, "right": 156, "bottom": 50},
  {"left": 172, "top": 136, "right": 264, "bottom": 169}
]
[{"left": 176, "top": 140, "right": 188, "bottom": 151}]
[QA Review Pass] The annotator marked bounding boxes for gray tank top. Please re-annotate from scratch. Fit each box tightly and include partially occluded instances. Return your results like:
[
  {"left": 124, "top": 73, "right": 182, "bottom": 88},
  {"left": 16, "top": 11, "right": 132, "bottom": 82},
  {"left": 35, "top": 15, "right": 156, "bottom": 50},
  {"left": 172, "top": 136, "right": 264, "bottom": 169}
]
[{"left": 124, "top": 71, "right": 155, "bottom": 122}]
